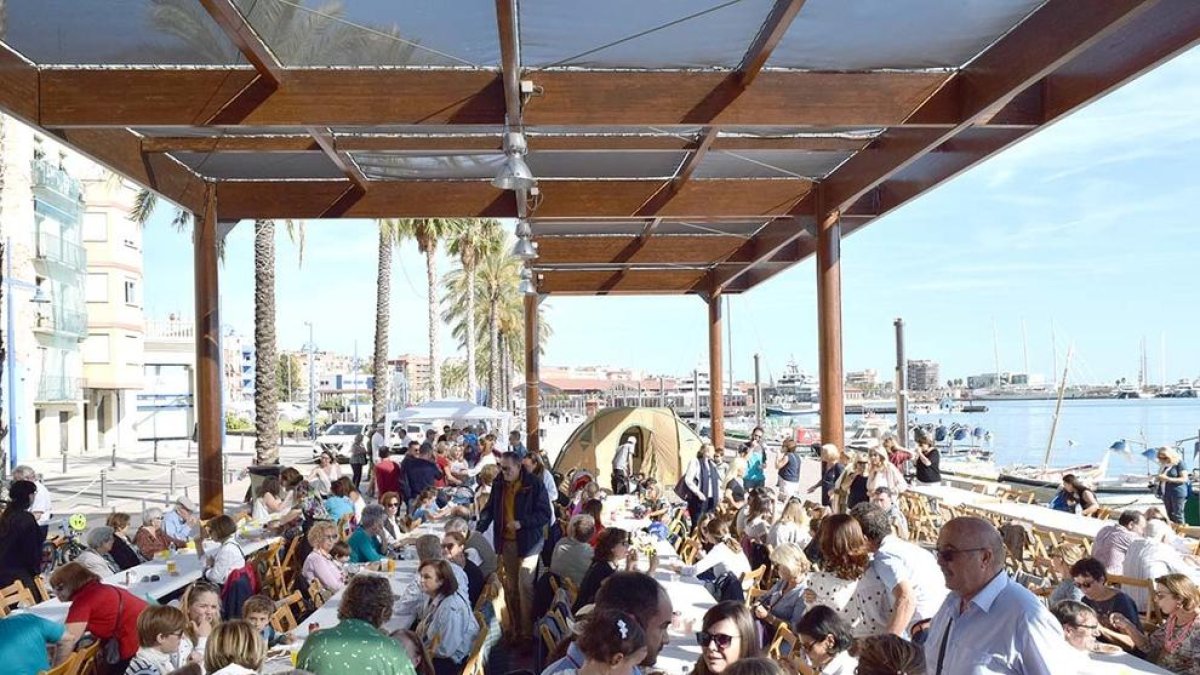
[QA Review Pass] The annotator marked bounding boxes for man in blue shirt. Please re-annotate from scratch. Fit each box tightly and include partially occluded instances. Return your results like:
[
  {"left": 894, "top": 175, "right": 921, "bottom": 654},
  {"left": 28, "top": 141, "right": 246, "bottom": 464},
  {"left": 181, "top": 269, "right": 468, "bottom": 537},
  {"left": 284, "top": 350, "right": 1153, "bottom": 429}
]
[
  {"left": 162, "top": 495, "right": 198, "bottom": 547},
  {"left": 508, "top": 430, "right": 527, "bottom": 459},
  {"left": 0, "top": 613, "right": 66, "bottom": 675}
]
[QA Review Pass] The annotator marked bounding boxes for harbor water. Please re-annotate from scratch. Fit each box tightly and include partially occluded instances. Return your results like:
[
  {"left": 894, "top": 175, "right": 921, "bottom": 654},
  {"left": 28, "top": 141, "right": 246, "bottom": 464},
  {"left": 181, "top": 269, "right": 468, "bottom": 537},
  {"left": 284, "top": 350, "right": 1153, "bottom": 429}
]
[{"left": 910, "top": 398, "right": 1200, "bottom": 478}]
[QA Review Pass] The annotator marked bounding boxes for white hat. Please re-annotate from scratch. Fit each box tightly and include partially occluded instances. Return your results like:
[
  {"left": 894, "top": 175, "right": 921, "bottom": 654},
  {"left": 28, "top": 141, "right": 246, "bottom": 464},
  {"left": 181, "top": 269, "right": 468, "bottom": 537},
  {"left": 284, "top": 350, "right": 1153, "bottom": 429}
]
[{"left": 175, "top": 496, "right": 198, "bottom": 513}]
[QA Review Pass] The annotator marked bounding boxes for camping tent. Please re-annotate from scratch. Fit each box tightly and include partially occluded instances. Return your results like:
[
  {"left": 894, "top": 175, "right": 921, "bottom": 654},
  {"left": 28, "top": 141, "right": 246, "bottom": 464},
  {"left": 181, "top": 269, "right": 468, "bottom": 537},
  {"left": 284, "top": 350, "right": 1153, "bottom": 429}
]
[
  {"left": 552, "top": 407, "right": 705, "bottom": 489},
  {"left": 393, "top": 399, "right": 511, "bottom": 432}
]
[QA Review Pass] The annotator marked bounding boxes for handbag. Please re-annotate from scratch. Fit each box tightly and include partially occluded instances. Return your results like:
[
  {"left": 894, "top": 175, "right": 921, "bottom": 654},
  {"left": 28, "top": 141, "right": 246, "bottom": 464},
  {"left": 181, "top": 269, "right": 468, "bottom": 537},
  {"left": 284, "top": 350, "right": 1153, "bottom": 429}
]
[{"left": 102, "top": 587, "right": 125, "bottom": 665}]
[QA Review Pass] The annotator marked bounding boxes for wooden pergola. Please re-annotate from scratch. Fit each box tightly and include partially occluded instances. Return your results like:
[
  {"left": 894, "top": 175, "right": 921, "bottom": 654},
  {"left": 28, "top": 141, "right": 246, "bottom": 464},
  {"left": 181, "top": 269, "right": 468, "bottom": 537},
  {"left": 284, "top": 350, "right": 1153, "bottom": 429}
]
[{"left": 2, "top": 0, "right": 1196, "bottom": 516}]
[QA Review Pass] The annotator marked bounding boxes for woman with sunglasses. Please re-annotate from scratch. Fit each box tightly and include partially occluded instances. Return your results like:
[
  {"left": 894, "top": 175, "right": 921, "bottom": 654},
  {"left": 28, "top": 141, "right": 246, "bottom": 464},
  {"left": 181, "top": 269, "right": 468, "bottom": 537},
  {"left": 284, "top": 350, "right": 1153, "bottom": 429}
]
[
  {"left": 1110, "top": 573, "right": 1200, "bottom": 671},
  {"left": 691, "top": 601, "right": 760, "bottom": 675},
  {"left": 308, "top": 450, "right": 343, "bottom": 496},
  {"left": 795, "top": 605, "right": 856, "bottom": 675},
  {"left": 377, "top": 491, "right": 407, "bottom": 550},
  {"left": 1068, "top": 557, "right": 1140, "bottom": 649},
  {"left": 301, "top": 521, "right": 346, "bottom": 593}
]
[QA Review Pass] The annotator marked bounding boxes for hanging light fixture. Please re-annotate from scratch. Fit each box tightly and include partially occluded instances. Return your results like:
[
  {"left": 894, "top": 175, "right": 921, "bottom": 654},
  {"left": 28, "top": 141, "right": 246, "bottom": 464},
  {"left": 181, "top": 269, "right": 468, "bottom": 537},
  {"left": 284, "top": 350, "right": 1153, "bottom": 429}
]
[
  {"left": 518, "top": 267, "right": 536, "bottom": 295},
  {"left": 491, "top": 131, "right": 537, "bottom": 191},
  {"left": 512, "top": 218, "right": 537, "bottom": 260}
]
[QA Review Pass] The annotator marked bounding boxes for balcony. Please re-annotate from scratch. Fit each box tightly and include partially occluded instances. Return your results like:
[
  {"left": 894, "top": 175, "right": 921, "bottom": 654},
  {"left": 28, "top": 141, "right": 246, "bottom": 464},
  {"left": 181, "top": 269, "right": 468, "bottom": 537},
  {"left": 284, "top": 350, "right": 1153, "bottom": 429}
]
[
  {"left": 35, "top": 231, "right": 87, "bottom": 270},
  {"left": 37, "top": 376, "right": 83, "bottom": 402},
  {"left": 145, "top": 319, "right": 194, "bottom": 340},
  {"left": 31, "top": 159, "right": 83, "bottom": 216},
  {"left": 35, "top": 308, "right": 88, "bottom": 338}
]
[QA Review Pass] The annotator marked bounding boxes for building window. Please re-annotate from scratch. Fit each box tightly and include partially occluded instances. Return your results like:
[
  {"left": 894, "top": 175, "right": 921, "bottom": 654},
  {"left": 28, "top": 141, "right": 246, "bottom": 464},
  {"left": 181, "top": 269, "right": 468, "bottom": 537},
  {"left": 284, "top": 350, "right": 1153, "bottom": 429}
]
[
  {"left": 86, "top": 273, "right": 108, "bottom": 303},
  {"left": 83, "top": 212, "right": 108, "bottom": 242},
  {"left": 82, "top": 334, "right": 110, "bottom": 364},
  {"left": 123, "top": 278, "right": 138, "bottom": 306},
  {"left": 125, "top": 334, "right": 141, "bottom": 365}
]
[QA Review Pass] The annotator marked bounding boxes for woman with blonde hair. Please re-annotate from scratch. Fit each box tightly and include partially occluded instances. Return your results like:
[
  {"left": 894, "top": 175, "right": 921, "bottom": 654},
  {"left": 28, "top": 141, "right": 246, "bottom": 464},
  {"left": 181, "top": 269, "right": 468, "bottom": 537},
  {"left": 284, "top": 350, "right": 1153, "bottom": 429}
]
[
  {"left": 865, "top": 447, "right": 906, "bottom": 497},
  {"left": 808, "top": 444, "right": 844, "bottom": 509},
  {"left": 775, "top": 439, "right": 802, "bottom": 500},
  {"left": 769, "top": 499, "right": 811, "bottom": 549},
  {"left": 179, "top": 580, "right": 221, "bottom": 665},
  {"left": 301, "top": 520, "right": 346, "bottom": 592},
  {"left": 203, "top": 619, "right": 265, "bottom": 675},
  {"left": 1111, "top": 573, "right": 1200, "bottom": 671},
  {"left": 806, "top": 515, "right": 890, "bottom": 637},
  {"left": 831, "top": 451, "right": 869, "bottom": 514},
  {"left": 1154, "top": 446, "right": 1189, "bottom": 523},
  {"left": 753, "top": 542, "right": 811, "bottom": 640}
]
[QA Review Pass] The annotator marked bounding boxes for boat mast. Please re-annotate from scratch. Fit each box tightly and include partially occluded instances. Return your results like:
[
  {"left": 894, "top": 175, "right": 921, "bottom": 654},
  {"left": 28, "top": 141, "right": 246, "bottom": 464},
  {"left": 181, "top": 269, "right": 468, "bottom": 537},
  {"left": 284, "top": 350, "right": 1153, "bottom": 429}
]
[
  {"left": 992, "top": 320, "right": 1001, "bottom": 382},
  {"left": 1043, "top": 344, "right": 1074, "bottom": 468},
  {"left": 1021, "top": 319, "right": 1030, "bottom": 379}
]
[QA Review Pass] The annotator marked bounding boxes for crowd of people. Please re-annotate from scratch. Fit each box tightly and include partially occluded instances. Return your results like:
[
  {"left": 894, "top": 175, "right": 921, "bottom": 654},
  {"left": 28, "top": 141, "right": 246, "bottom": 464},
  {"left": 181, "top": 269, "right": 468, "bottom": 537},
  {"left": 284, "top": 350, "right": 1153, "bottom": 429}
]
[{"left": 1, "top": 424, "right": 1198, "bottom": 675}]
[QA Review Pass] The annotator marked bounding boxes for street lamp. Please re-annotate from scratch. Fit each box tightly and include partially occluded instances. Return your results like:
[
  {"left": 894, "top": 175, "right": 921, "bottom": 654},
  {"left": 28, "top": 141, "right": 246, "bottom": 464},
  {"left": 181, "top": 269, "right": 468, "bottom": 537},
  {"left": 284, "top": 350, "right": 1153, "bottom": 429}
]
[{"left": 4, "top": 237, "right": 52, "bottom": 478}]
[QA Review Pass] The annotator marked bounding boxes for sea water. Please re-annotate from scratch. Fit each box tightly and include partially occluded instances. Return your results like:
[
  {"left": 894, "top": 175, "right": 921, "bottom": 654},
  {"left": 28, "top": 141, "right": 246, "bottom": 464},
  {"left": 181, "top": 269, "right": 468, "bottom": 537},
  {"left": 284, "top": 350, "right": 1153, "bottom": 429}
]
[{"left": 909, "top": 398, "right": 1200, "bottom": 477}]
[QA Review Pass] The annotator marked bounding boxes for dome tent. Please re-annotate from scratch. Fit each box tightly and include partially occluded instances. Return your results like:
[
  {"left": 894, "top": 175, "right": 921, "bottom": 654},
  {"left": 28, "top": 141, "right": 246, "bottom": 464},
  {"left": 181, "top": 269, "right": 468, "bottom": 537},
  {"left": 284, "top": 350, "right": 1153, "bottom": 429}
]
[{"left": 551, "top": 407, "right": 705, "bottom": 489}]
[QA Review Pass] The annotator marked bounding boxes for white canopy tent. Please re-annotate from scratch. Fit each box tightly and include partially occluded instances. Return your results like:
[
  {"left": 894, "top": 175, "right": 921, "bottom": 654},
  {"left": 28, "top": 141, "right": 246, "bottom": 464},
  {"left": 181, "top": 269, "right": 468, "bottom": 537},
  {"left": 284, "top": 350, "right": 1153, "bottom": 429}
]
[{"left": 393, "top": 399, "right": 512, "bottom": 435}]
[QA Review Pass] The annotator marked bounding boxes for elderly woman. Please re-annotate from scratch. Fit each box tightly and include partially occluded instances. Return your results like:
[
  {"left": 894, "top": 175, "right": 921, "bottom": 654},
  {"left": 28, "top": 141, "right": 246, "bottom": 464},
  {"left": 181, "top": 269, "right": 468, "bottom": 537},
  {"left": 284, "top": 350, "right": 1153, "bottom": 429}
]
[
  {"left": 298, "top": 575, "right": 412, "bottom": 673},
  {"left": 1112, "top": 573, "right": 1200, "bottom": 671},
  {"left": 416, "top": 559, "right": 480, "bottom": 675},
  {"left": 199, "top": 515, "right": 245, "bottom": 587},
  {"left": 347, "top": 503, "right": 389, "bottom": 564},
  {"left": 753, "top": 542, "right": 811, "bottom": 639},
  {"left": 0, "top": 481, "right": 48, "bottom": 596},
  {"left": 76, "top": 527, "right": 120, "bottom": 579},
  {"left": 301, "top": 521, "right": 346, "bottom": 593},
  {"left": 105, "top": 513, "right": 144, "bottom": 570},
  {"left": 865, "top": 447, "right": 907, "bottom": 497},
  {"left": 806, "top": 514, "right": 890, "bottom": 638},
  {"left": 49, "top": 561, "right": 149, "bottom": 673},
  {"left": 133, "top": 508, "right": 171, "bottom": 560}
]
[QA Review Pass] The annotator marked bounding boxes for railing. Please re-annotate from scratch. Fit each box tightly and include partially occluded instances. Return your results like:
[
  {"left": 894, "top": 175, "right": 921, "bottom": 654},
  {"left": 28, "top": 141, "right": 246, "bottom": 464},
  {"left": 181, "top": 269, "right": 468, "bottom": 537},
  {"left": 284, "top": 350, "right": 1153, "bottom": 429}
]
[
  {"left": 35, "top": 231, "right": 87, "bottom": 270},
  {"left": 144, "top": 319, "right": 195, "bottom": 340},
  {"left": 31, "top": 159, "right": 84, "bottom": 204},
  {"left": 36, "top": 309, "right": 88, "bottom": 337},
  {"left": 37, "top": 376, "right": 83, "bottom": 402}
]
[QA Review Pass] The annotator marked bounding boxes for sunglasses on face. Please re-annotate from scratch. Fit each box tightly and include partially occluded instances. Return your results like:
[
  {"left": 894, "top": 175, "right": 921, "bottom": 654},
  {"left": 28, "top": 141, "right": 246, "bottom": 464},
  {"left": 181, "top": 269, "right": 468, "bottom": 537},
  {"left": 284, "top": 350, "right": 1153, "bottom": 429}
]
[
  {"left": 1075, "top": 579, "right": 1096, "bottom": 589},
  {"left": 441, "top": 542, "right": 457, "bottom": 551},
  {"left": 696, "top": 632, "right": 736, "bottom": 650},
  {"left": 935, "top": 547, "right": 987, "bottom": 563},
  {"left": 1073, "top": 622, "right": 1100, "bottom": 634},
  {"left": 384, "top": 502, "right": 399, "bottom": 508}
]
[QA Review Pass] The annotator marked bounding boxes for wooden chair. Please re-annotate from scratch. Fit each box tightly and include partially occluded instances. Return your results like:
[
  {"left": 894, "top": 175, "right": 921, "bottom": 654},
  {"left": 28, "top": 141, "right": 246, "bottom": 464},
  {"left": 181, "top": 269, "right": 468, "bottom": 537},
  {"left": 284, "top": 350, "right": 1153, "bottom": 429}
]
[
  {"left": 767, "top": 623, "right": 798, "bottom": 659},
  {"left": 337, "top": 514, "right": 354, "bottom": 542},
  {"left": 741, "top": 565, "right": 766, "bottom": 596},
  {"left": 1108, "top": 574, "right": 1160, "bottom": 625},
  {"left": 270, "top": 591, "right": 306, "bottom": 633},
  {"left": 0, "top": 580, "right": 36, "bottom": 614},
  {"left": 40, "top": 651, "right": 80, "bottom": 675},
  {"left": 72, "top": 640, "right": 103, "bottom": 675},
  {"left": 305, "top": 578, "right": 329, "bottom": 607},
  {"left": 460, "top": 611, "right": 491, "bottom": 675},
  {"left": 490, "top": 577, "right": 511, "bottom": 636}
]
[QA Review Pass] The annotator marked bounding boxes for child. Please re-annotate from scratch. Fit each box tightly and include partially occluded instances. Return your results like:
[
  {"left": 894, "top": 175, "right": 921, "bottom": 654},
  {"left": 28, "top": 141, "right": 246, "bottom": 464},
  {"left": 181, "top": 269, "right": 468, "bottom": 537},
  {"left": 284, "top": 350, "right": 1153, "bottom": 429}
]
[
  {"left": 125, "top": 605, "right": 188, "bottom": 675},
  {"left": 564, "top": 608, "right": 648, "bottom": 675},
  {"left": 330, "top": 540, "right": 351, "bottom": 565},
  {"left": 242, "top": 594, "right": 292, "bottom": 648},
  {"left": 390, "top": 628, "right": 435, "bottom": 675}
]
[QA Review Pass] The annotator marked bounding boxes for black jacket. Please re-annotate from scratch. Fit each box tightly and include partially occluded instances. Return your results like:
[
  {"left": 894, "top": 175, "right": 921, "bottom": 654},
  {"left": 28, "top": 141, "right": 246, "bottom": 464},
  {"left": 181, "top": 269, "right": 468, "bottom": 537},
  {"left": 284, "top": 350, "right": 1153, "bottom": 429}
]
[{"left": 476, "top": 469, "right": 552, "bottom": 557}]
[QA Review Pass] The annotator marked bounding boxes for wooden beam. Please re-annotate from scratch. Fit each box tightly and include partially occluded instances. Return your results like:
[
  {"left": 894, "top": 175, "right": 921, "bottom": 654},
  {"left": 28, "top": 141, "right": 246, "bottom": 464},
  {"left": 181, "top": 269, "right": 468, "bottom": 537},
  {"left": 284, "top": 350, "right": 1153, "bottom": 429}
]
[
  {"left": 535, "top": 234, "right": 743, "bottom": 266},
  {"left": 195, "top": 184, "right": 224, "bottom": 519},
  {"left": 58, "top": 128, "right": 206, "bottom": 213},
  {"left": 198, "top": 0, "right": 285, "bottom": 85},
  {"left": 539, "top": 269, "right": 709, "bottom": 295},
  {"left": 0, "top": 42, "right": 38, "bottom": 124},
  {"left": 308, "top": 126, "right": 369, "bottom": 190},
  {"left": 708, "top": 294, "right": 726, "bottom": 450},
  {"left": 738, "top": 0, "right": 808, "bottom": 86},
  {"left": 140, "top": 133, "right": 872, "bottom": 153},
  {"left": 633, "top": 128, "right": 719, "bottom": 217},
  {"left": 37, "top": 69, "right": 946, "bottom": 128},
  {"left": 214, "top": 178, "right": 811, "bottom": 220}
]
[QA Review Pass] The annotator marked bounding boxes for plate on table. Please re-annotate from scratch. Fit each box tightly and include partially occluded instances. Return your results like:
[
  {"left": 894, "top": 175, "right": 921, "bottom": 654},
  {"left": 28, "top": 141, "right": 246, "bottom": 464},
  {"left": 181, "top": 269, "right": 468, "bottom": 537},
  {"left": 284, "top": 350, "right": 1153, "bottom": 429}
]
[{"left": 1090, "top": 643, "right": 1122, "bottom": 655}]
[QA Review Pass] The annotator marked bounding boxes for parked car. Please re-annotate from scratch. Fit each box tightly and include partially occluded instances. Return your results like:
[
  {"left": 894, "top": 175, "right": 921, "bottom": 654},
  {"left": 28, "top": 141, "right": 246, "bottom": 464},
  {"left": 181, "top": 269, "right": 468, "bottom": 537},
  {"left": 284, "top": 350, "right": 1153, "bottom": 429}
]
[{"left": 312, "top": 422, "right": 369, "bottom": 461}]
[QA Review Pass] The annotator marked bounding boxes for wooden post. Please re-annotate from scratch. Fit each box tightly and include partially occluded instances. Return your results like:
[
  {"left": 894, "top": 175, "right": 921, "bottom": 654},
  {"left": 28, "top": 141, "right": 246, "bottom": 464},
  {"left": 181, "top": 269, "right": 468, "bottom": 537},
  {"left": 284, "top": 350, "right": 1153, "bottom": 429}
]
[
  {"left": 195, "top": 184, "right": 224, "bottom": 519},
  {"left": 816, "top": 203, "right": 845, "bottom": 449},
  {"left": 524, "top": 293, "right": 540, "bottom": 456},
  {"left": 708, "top": 293, "right": 725, "bottom": 452}
]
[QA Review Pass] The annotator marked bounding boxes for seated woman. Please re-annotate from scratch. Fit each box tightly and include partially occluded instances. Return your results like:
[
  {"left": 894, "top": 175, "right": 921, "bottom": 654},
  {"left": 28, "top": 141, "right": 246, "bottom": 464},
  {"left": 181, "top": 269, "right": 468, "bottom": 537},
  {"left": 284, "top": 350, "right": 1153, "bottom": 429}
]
[
  {"left": 76, "top": 526, "right": 120, "bottom": 578},
  {"left": 377, "top": 491, "right": 407, "bottom": 550},
  {"left": 1070, "top": 557, "right": 1140, "bottom": 649},
  {"left": 49, "top": 562, "right": 149, "bottom": 673},
  {"left": 200, "top": 515, "right": 246, "bottom": 588},
  {"left": 308, "top": 450, "right": 343, "bottom": 496},
  {"left": 1062, "top": 474, "right": 1100, "bottom": 517},
  {"left": 347, "top": 504, "right": 389, "bottom": 565},
  {"left": 298, "top": 576, "right": 412, "bottom": 674},
  {"left": 1111, "top": 573, "right": 1200, "bottom": 671},
  {"left": 768, "top": 499, "right": 811, "bottom": 549},
  {"left": 125, "top": 604, "right": 188, "bottom": 675},
  {"left": 106, "top": 512, "right": 145, "bottom": 570},
  {"left": 753, "top": 542, "right": 811, "bottom": 640},
  {"left": 569, "top": 608, "right": 648, "bottom": 675},
  {"left": 805, "top": 515, "right": 889, "bottom": 638},
  {"left": 301, "top": 521, "right": 347, "bottom": 593},
  {"left": 574, "top": 527, "right": 635, "bottom": 611},
  {"left": 796, "top": 605, "right": 858, "bottom": 675},
  {"left": 693, "top": 517, "right": 752, "bottom": 583},
  {"left": 324, "top": 477, "right": 357, "bottom": 523},
  {"left": 416, "top": 559, "right": 480, "bottom": 675},
  {"left": 441, "top": 531, "right": 484, "bottom": 607},
  {"left": 692, "top": 601, "right": 761, "bottom": 675},
  {"left": 0, "top": 481, "right": 47, "bottom": 599},
  {"left": 133, "top": 507, "right": 172, "bottom": 561},
  {"left": 251, "top": 477, "right": 292, "bottom": 523},
  {"left": 203, "top": 619, "right": 266, "bottom": 675},
  {"left": 853, "top": 634, "right": 925, "bottom": 675}
]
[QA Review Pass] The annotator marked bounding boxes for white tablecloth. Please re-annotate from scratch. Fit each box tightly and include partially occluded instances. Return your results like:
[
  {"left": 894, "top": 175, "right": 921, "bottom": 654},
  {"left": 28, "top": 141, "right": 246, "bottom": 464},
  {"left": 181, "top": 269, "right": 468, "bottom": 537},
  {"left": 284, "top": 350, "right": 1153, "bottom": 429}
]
[
  {"left": 22, "top": 528, "right": 279, "bottom": 624},
  {"left": 1090, "top": 650, "right": 1175, "bottom": 674}
]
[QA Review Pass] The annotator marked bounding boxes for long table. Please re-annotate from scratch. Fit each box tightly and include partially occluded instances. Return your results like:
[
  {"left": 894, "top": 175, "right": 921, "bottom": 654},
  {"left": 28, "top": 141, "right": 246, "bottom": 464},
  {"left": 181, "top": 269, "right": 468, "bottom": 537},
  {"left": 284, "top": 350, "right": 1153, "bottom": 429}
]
[{"left": 23, "top": 527, "right": 279, "bottom": 624}]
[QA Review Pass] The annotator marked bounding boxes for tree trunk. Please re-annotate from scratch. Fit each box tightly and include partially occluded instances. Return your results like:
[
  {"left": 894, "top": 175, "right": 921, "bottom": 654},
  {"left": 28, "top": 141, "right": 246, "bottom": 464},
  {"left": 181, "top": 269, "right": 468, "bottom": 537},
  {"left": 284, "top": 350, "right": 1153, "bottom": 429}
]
[
  {"left": 426, "top": 249, "right": 441, "bottom": 399},
  {"left": 488, "top": 303, "right": 499, "bottom": 407},
  {"left": 499, "top": 334, "right": 510, "bottom": 411},
  {"left": 253, "top": 220, "right": 279, "bottom": 465},
  {"left": 372, "top": 228, "right": 392, "bottom": 423},
  {"left": 465, "top": 263, "right": 478, "bottom": 403}
]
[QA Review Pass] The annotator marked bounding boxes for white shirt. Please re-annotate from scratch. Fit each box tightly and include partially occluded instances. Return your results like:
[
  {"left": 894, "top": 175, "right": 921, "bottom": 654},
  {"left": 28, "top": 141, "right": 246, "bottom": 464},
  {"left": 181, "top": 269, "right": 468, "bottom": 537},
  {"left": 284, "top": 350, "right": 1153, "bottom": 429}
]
[
  {"left": 874, "top": 535, "right": 949, "bottom": 628},
  {"left": 31, "top": 481, "right": 53, "bottom": 525},
  {"left": 205, "top": 539, "right": 246, "bottom": 586},
  {"left": 1121, "top": 538, "right": 1200, "bottom": 610},
  {"left": 819, "top": 650, "right": 859, "bottom": 675},
  {"left": 692, "top": 542, "right": 751, "bottom": 579},
  {"left": 768, "top": 521, "right": 809, "bottom": 549},
  {"left": 371, "top": 431, "right": 386, "bottom": 462},
  {"left": 612, "top": 442, "right": 634, "bottom": 473},
  {"left": 807, "top": 568, "right": 891, "bottom": 638},
  {"left": 923, "top": 571, "right": 1075, "bottom": 675}
]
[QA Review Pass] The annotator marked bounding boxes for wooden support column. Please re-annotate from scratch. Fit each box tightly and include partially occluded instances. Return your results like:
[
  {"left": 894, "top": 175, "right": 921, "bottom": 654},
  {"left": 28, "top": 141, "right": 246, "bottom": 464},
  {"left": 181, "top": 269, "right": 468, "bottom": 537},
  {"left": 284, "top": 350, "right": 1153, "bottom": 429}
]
[
  {"left": 195, "top": 184, "right": 224, "bottom": 518},
  {"left": 816, "top": 200, "right": 845, "bottom": 449},
  {"left": 524, "top": 293, "right": 541, "bottom": 456},
  {"left": 708, "top": 294, "right": 725, "bottom": 452}
]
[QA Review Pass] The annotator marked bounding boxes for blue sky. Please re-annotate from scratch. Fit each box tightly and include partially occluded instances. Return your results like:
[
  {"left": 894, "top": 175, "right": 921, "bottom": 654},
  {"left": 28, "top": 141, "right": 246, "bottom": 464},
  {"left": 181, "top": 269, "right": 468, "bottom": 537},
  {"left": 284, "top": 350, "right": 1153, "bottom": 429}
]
[{"left": 143, "top": 47, "right": 1200, "bottom": 386}]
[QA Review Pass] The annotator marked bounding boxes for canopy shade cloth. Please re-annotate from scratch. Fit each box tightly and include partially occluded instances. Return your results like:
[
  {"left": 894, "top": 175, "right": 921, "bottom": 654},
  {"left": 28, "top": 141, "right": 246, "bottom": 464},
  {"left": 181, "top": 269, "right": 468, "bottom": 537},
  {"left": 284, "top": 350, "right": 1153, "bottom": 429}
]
[
  {"left": 553, "top": 407, "right": 705, "bottom": 488},
  {"left": 394, "top": 399, "right": 512, "bottom": 423}
]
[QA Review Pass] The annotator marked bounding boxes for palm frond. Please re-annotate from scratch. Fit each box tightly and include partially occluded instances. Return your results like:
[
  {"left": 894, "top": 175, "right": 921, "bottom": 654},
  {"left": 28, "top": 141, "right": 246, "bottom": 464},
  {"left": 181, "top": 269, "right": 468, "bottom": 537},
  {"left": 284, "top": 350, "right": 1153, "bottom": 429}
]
[
  {"left": 283, "top": 219, "right": 306, "bottom": 268},
  {"left": 130, "top": 189, "right": 158, "bottom": 226}
]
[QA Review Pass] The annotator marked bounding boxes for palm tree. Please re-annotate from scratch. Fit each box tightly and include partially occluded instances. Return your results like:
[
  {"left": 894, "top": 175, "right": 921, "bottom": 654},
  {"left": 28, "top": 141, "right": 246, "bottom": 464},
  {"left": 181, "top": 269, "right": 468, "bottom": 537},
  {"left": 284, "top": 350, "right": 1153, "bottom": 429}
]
[
  {"left": 395, "top": 218, "right": 466, "bottom": 400},
  {"left": 446, "top": 220, "right": 502, "bottom": 403},
  {"left": 371, "top": 220, "right": 404, "bottom": 423}
]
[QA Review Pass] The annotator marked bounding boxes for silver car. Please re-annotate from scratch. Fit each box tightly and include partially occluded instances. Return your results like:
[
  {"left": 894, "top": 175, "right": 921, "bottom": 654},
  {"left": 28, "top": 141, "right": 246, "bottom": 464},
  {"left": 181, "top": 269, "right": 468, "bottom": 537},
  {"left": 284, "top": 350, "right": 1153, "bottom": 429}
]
[{"left": 312, "top": 422, "right": 368, "bottom": 461}]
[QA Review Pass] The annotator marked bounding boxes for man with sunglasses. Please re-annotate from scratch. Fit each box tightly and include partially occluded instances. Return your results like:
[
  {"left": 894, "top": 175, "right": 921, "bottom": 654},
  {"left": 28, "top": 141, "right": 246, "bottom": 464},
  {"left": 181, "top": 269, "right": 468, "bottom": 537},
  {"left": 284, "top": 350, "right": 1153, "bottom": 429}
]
[{"left": 924, "top": 516, "right": 1074, "bottom": 674}]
